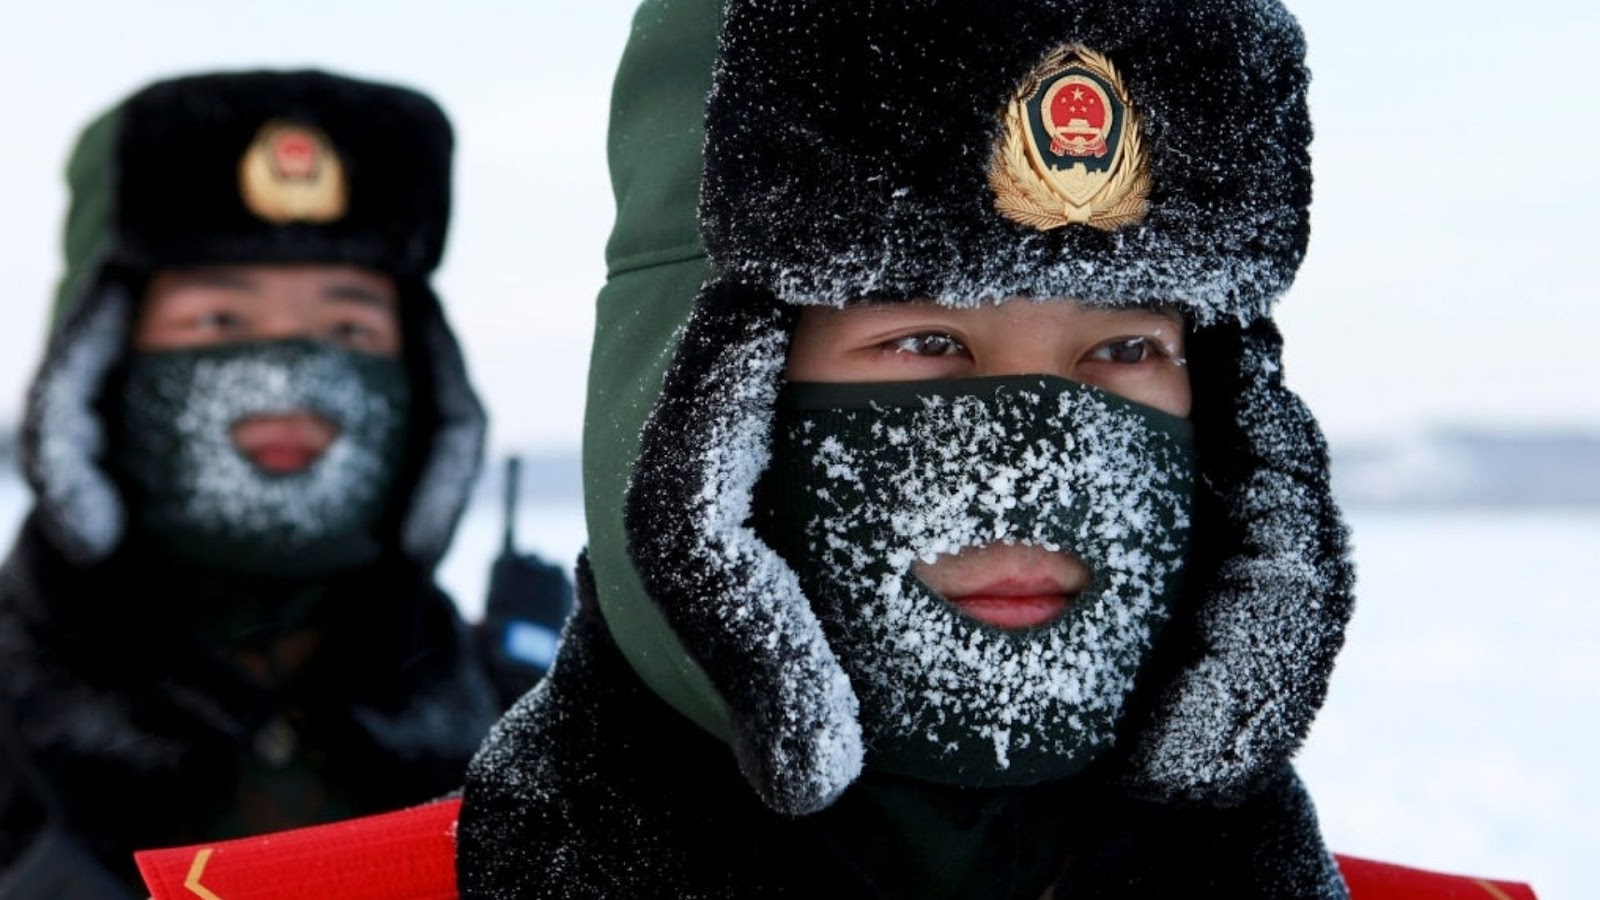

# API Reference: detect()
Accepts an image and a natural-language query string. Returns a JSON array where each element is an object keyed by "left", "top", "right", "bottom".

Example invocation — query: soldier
[
  {"left": 0, "top": 70, "right": 502, "bottom": 897},
  {"left": 452, "top": 0, "right": 1538, "bottom": 896},
  {"left": 132, "top": 1, "right": 1538, "bottom": 897}
]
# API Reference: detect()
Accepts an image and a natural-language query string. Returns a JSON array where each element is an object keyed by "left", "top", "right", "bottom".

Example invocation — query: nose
[
  {"left": 253, "top": 310, "right": 318, "bottom": 342},
  {"left": 970, "top": 305, "right": 1076, "bottom": 380},
  {"left": 975, "top": 345, "right": 1071, "bottom": 379}
]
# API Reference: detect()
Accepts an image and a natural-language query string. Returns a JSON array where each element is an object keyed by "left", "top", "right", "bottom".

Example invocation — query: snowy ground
[{"left": 0, "top": 477, "right": 1588, "bottom": 898}]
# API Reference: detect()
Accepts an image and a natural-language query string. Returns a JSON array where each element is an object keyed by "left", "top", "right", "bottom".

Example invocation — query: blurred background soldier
[{"left": 0, "top": 70, "right": 507, "bottom": 897}]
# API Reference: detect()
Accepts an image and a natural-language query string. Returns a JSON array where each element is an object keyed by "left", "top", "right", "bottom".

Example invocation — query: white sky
[{"left": 1, "top": 0, "right": 1596, "bottom": 454}]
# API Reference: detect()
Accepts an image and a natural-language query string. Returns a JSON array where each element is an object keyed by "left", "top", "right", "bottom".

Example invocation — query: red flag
[{"left": 136, "top": 798, "right": 461, "bottom": 900}]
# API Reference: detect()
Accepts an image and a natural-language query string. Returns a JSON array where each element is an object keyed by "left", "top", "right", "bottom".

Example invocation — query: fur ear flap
[
  {"left": 1124, "top": 320, "right": 1355, "bottom": 802},
  {"left": 21, "top": 286, "right": 131, "bottom": 564},
  {"left": 624, "top": 281, "right": 863, "bottom": 816},
  {"left": 400, "top": 294, "right": 486, "bottom": 568}
]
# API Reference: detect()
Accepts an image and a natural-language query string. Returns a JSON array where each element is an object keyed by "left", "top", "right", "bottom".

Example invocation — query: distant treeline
[
  {"left": 1331, "top": 429, "right": 1600, "bottom": 509},
  {"left": 0, "top": 427, "right": 1595, "bottom": 510}
]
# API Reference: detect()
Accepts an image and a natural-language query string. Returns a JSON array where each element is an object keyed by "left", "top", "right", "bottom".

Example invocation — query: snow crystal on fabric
[
  {"left": 773, "top": 378, "right": 1192, "bottom": 782},
  {"left": 625, "top": 295, "right": 863, "bottom": 816},
  {"left": 117, "top": 341, "right": 406, "bottom": 552},
  {"left": 24, "top": 287, "right": 131, "bottom": 563},
  {"left": 1126, "top": 328, "right": 1354, "bottom": 801},
  {"left": 701, "top": 0, "right": 1312, "bottom": 326},
  {"left": 685, "top": 326, "right": 864, "bottom": 810}
]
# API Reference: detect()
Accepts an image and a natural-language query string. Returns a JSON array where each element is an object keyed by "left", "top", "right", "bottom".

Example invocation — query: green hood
[
  {"left": 582, "top": 0, "right": 734, "bottom": 742},
  {"left": 54, "top": 108, "right": 119, "bottom": 329}
]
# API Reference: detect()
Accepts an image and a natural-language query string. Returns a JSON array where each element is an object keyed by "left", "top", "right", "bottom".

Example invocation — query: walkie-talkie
[{"left": 477, "top": 455, "right": 576, "bottom": 707}]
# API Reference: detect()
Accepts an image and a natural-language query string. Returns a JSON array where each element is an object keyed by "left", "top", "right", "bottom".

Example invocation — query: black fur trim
[
  {"left": 1122, "top": 320, "right": 1355, "bottom": 801},
  {"left": 623, "top": 281, "right": 863, "bottom": 816},
  {"left": 621, "top": 283, "right": 1354, "bottom": 812},
  {"left": 702, "top": 0, "right": 1312, "bottom": 324},
  {"left": 20, "top": 286, "right": 130, "bottom": 564},
  {"left": 105, "top": 70, "right": 451, "bottom": 279},
  {"left": 459, "top": 559, "right": 1349, "bottom": 898},
  {"left": 399, "top": 290, "right": 486, "bottom": 568}
]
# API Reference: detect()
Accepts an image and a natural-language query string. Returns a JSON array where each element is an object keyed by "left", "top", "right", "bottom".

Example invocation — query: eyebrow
[
  {"left": 320, "top": 283, "right": 397, "bottom": 308},
  {"left": 175, "top": 268, "right": 257, "bottom": 290}
]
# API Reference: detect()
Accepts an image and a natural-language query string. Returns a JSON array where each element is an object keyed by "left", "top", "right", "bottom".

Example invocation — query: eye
[
  {"left": 325, "top": 317, "right": 401, "bottom": 355},
  {"left": 885, "top": 332, "right": 968, "bottom": 358},
  {"left": 1087, "top": 336, "right": 1165, "bottom": 365},
  {"left": 193, "top": 310, "right": 246, "bottom": 334},
  {"left": 330, "top": 320, "right": 370, "bottom": 340},
  {"left": 328, "top": 320, "right": 378, "bottom": 348}
]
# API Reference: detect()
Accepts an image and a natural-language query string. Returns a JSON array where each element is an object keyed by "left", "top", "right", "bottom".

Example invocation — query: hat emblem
[
  {"left": 238, "top": 121, "right": 348, "bottom": 224},
  {"left": 989, "top": 46, "right": 1150, "bottom": 232}
]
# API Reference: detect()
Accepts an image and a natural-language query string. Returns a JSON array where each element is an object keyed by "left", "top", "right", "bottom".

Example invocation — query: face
[
  {"left": 785, "top": 298, "right": 1190, "bottom": 630},
  {"left": 787, "top": 297, "right": 1188, "bottom": 415},
  {"left": 133, "top": 263, "right": 403, "bottom": 474},
  {"left": 135, "top": 263, "right": 402, "bottom": 356}
]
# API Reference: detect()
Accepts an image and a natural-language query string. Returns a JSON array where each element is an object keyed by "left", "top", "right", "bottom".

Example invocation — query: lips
[
  {"left": 230, "top": 412, "right": 339, "bottom": 475},
  {"left": 946, "top": 578, "right": 1076, "bottom": 630}
]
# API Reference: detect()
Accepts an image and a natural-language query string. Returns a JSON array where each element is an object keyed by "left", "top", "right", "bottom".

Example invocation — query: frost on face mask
[
  {"left": 114, "top": 339, "right": 410, "bottom": 578},
  {"left": 764, "top": 376, "right": 1194, "bottom": 786}
]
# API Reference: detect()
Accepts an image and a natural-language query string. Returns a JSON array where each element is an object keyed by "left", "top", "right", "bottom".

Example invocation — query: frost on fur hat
[
  {"left": 56, "top": 69, "right": 452, "bottom": 323},
  {"left": 700, "top": 0, "right": 1312, "bottom": 323}
]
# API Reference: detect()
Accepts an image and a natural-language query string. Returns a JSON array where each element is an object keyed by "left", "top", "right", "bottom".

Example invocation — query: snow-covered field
[
  {"left": 1293, "top": 512, "right": 1596, "bottom": 900},
  {"left": 0, "top": 475, "right": 1588, "bottom": 898}
]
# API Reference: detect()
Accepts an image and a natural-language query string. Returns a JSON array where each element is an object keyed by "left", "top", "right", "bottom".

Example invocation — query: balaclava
[
  {"left": 112, "top": 338, "right": 411, "bottom": 579},
  {"left": 762, "top": 376, "right": 1195, "bottom": 787},
  {"left": 22, "top": 70, "right": 487, "bottom": 582},
  {"left": 450, "top": 0, "right": 1356, "bottom": 856}
]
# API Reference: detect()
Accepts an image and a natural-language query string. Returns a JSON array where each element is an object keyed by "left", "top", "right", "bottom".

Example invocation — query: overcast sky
[{"left": 1, "top": 0, "right": 1595, "bottom": 454}]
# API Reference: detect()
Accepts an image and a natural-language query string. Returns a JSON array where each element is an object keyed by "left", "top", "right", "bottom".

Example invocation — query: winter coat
[
  {"left": 128, "top": 581, "right": 1539, "bottom": 899},
  {"left": 134, "top": 789, "right": 1543, "bottom": 900},
  {"left": 0, "top": 519, "right": 496, "bottom": 898},
  {"left": 464, "top": 576, "right": 1348, "bottom": 898},
  {"left": 0, "top": 70, "right": 501, "bottom": 899}
]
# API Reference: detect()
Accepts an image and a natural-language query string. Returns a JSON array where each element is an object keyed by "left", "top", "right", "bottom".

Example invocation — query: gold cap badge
[
  {"left": 238, "top": 121, "right": 348, "bottom": 224},
  {"left": 990, "top": 46, "right": 1150, "bottom": 232}
]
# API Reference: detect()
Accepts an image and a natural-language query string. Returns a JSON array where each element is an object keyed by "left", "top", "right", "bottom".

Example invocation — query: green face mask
[
  {"left": 763, "top": 375, "right": 1194, "bottom": 787},
  {"left": 113, "top": 339, "right": 410, "bottom": 579}
]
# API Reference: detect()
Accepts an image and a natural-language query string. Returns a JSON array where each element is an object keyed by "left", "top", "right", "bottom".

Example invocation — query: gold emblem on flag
[
  {"left": 989, "top": 46, "right": 1150, "bottom": 232},
  {"left": 238, "top": 121, "right": 348, "bottom": 224}
]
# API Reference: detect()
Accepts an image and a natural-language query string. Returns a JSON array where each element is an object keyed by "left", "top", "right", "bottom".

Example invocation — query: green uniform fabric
[
  {"left": 54, "top": 108, "right": 119, "bottom": 326},
  {"left": 582, "top": 0, "right": 732, "bottom": 741}
]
